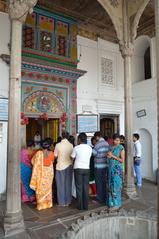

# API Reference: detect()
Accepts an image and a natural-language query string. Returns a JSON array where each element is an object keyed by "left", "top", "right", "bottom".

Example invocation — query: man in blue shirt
[{"left": 93, "top": 131, "right": 109, "bottom": 203}]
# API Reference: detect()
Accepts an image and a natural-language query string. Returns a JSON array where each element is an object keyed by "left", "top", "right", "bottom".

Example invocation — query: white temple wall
[
  {"left": 132, "top": 36, "right": 157, "bottom": 181},
  {"left": 77, "top": 35, "right": 158, "bottom": 181},
  {"left": 77, "top": 36, "right": 125, "bottom": 135}
]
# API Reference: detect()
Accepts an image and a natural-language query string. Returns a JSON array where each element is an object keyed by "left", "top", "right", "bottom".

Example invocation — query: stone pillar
[
  {"left": 4, "top": 0, "right": 37, "bottom": 236},
  {"left": 119, "top": 0, "right": 136, "bottom": 198},
  {"left": 120, "top": 44, "right": 136, "bottom": 198},
  {"left": 154, "top": 0, "right": 159, "bottom": 237}
]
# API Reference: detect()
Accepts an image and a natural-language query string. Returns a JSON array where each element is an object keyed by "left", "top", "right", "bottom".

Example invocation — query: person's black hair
[
  {"left": 53, "top": 142, "right": 57, "bottom": 147},
  {"left": 26, "top": 140, "right": 35, "bottom": 148},
  {"left": 91, "top": 136, "right": 96, "bottom": 144},
  {"left": 41, "top": 139, "right": 51, "bottom": 150},
  {"left": 68, "top": 135, "right": 75, "bottom": 147},
  {"left": 62, "top": 131, "right": 69, "bottom": 140},
  {"left": 120, "top": 135, "right": 125, "bottom": 140},
  {"left": 94, "top": 131, "right": 102, "bottom": 138},
  {"left": 35, "top": 131, "right": 40, "bottom": 134},
  {"left": 113, "top": 133, "right": 120, "bottom": 140},
  {"left": 78, "top": 132, "right": 87, "bottom": 144},
  {"left": 45, "top": 137, "right": 53, "bottom": 145},
  {"left": 133, "top": 133, "right": 140, "bottom": 140},
  {"left": 104, "top": 136, "right": 108, "bottom": 141},
  {"left": 57, "top": 136, "right": 62, "bottom": 143}
]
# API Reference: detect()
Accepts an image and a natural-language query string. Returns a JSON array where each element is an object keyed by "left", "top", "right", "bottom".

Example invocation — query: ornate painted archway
[{"left": 23, "top": 90, "right": 65, "bottom": 118}]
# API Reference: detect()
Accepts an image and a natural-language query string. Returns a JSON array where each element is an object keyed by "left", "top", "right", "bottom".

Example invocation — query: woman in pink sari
[{"left": 21, "top": 140, "right": 36, "bottom": 203}]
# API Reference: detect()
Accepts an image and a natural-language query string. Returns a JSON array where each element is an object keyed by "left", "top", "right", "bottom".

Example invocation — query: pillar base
[
  {"left": 124, "top": 181, "right": 137, "bottom": 199},
  {"left": 3, "top": 211, "right": 25, "bottom": 236}
]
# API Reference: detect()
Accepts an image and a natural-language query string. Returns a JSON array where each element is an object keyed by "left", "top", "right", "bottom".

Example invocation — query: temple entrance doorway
[
  {"left": 26, "top": 118, "right": 59, "bottom": 144},
  {"left": 100, "top": 114, "right": 119, "bottom": 138}
]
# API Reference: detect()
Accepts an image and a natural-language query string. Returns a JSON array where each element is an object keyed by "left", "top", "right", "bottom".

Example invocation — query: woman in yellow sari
[{"left": 30, "top": 139, "right": 54, "bottom": 210}]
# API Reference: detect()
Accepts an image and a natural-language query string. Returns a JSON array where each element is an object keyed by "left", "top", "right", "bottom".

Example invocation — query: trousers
[
  {"left": 134, "top": 164, "right": 142, "bottom": 187},
  {"left": 74, "top": 169, "right": 89, "bottom": 210},
  {"left": 94, "top": 167, "right": 107, "bottom": 203}
]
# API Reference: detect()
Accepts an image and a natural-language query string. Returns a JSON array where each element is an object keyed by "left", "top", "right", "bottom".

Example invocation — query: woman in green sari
[{"left": 107, "top": 134, "right": 125, "bottom": 210}]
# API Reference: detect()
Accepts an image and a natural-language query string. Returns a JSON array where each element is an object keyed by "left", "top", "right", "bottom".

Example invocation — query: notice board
[
  {"left": 0, "top": 98, "right": 8, "bottom": 121},
  {"left": 77, "top": 114, "right": 98, "bottom": 133}
]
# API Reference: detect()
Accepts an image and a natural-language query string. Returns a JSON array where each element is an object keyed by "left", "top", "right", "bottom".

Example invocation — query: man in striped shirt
[{"left": 93, "top": 131, "right": 110, "bottom": 203}]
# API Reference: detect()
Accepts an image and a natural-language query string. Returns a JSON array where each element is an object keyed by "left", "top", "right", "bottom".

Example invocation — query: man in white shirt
[
  {"left": 54, "top": 131, "right": 73, "bottom": 206},
  {"left": 133, "top": 133, "right": 142, "bottom": 188},
  {"left": 71, "top": 133, "right": 92, "bottom": 210},
  {"left": 34, "top": 131, "right": 41, "bottom": 149}
]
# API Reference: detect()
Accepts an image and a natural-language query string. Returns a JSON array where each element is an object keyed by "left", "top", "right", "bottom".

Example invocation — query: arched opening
[
  {"left": 144, "top": 46, "right": 151, "bottom": 80},
  {"left": 134, "top": 1, "right": 154, "bottom": 82},
  {"left": 133, "top": 36, "right": 152, "bottom": 82},
  {"left": 138, "top": 128, "right": 153, "bottom": 181}
]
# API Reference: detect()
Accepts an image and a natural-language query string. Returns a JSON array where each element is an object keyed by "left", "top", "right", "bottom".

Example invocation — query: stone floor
[{"left": 0, "top": 181, "right": 157, "bottom": 239}]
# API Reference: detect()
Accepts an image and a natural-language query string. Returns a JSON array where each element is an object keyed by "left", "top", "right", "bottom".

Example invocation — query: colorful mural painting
[
  {"left": 23, "top": 91, "right": 65, "bottom": 115},
  {"left": 21, "top": 60, "right": 85, "bottom": 134},
  {"left": 22, "top": 7, "right": 78, "bottom": 67},
  {"left": 21, "top": 7, "right": 85, "bottom": 137}
]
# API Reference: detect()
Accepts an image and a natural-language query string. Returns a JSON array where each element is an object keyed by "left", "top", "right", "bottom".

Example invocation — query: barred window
[{"left": 101, "top": 57, "right": 113, "bottom": 86}]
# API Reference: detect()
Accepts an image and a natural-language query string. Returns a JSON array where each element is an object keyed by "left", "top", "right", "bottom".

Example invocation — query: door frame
[
  {"left": 99, "top": 114, "right": 120, "bottom": 135},
  {"left": 21, "top": 116, "right": 61, "bottom": 146}
]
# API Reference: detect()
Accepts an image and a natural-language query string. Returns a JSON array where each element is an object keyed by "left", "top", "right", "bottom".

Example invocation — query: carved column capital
[
  {"left": 9, "top": 0, "right": 38, "bottom": 23},
  {"left": 119, "top": 42, "right": 134, "bottom": 58},
  {"left": 108, "top": 0, "right": 119, "bottom": 8}
]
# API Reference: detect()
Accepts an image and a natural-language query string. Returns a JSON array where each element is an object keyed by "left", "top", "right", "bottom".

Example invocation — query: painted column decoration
[
  {"left": 60, "top": 112, "right": 67, "bottom": 131},
  {"left": 4, "top": 0, "right": 37, "bottom": 236},
  {"left": 21, "top": 112, "right": 29, "bottom": 125}
]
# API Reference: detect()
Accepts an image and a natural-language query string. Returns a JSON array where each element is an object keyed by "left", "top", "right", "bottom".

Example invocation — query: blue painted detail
[
  {"left": 34, "top": 7, "right": 78, "bottom": 24},
  {"left": 22, "top": 63, "right": 83, "bottom": 79}
]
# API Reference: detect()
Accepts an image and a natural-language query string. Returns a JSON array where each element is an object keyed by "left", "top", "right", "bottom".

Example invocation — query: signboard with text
[
  {"left": 0, "top": 98, "right": 8, "bottom": 121},
  {"left": 77, "top": 114, "right": 98, "bottom": 133}
]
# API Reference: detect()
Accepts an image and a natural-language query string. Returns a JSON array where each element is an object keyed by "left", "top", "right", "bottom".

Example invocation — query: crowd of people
[{"left": 20, "top": 130, "right": 142, "bottom": 212}]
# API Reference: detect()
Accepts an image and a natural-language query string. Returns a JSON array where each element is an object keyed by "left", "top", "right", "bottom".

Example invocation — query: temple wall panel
[
  {"left": 77, "top": 36, "right": 125, "bottom": 135},
  {"left": 23, "top": 7, "right": 78, "bottom": 67},
  {"left": 21, "top": 70, "right": 77, "bottom": 134},
  {"left": 132, "top": 36, "right": 158, "bottom": 181}
]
